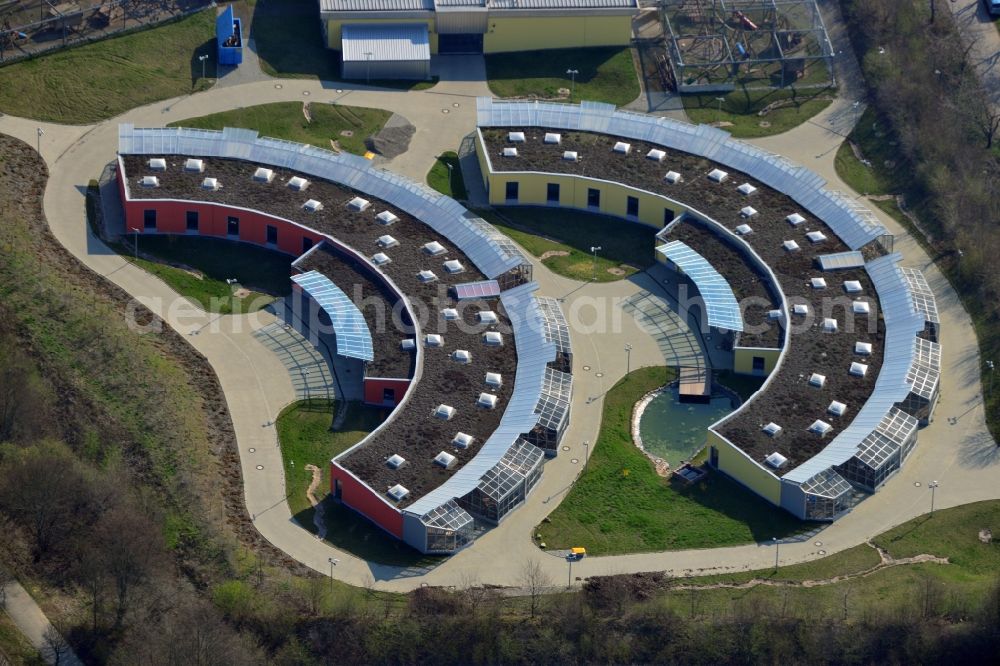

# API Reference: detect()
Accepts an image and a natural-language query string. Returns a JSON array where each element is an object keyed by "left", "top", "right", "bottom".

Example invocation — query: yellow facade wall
[
  {"left": 733, "top": 347, "right": 781, "bottom": 376},
  {"left": 707, "top": 430, "right": 781, "bottom": 505},
  {"left": 325, "top": 19, "right": 439, "bottom": 54},
  {"left": 483, "top": 15, "right": 632, "bottom": 53}
]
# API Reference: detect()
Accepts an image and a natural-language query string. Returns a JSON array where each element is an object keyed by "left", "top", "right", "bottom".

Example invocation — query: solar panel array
[
  {"left": 291, "top": 271, "right": 374, "bottom": 361},
  {"left": 816, "top": 251, "right": 866, "bottom": 271},
  {"left": 657, "top": 240, "right": 744, "bottom": 332},
  {"left": 901, "top": 267, "right": 940, "bottom": 325},
  {"left": 118, "top": 125, "right": 527, "bottom": 280},
  {"left": 453, "top": 279, "right": 501, "bottom": 299},
  {"left": 476, "top": 98, "right": 886, "bottom": 250}
]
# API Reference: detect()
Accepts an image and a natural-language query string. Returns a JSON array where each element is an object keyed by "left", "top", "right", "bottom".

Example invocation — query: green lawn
[
  {"left": 477, "top": 207, "right": 657, "bottom": 282},
  {"left": 682, "top": 86, "right": 835, "bottom": 138},
  {"left": 170, "top": 101, "right": 392, "bottom": 155},
  {"left": 427, "top": 152, "right": 468, "bottom": 200},
  {"left": 0, "top": 612, "right": 45, "bottom": 666},
  {"left": 833, "top": 106, "right": 904, "bottom": 196},
  {"left": 540, "top": 367, "right": 806, "bottom": 555},
  {"left": 120, "top": 235, "right": 293, "bottom": 314},
  {"left": 0, "top": 9, "right": 215, "bottom": 123},
  {"left": 683, "top": 542, "right": 883, "bottom": 586},
  {"left": 486, "top": 47, "right": 640, "bottom": 106}
]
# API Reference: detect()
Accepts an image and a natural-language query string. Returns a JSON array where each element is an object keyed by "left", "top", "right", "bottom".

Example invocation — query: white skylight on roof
[
  {"left": 483, "top": 331, "right": 503, "bottom": 346},
  {"left": 544, "top": 132, "right": 561, "bottom": 144},
  {"left": 852, "top": 300, "right": 871, "bottom": 314},
  {"left": 613, "top": 141, "right": 631, "bottom": 154},
  {"left": 348, "top": 196, "right": 371, "bottom": 211},
  {"left": 809, "top": 373, "right": 827, "bottom": 388},
  {"left": 442, "top": 308, "right": 459, "bottom": 320},
  {"left": 768, "top": 309, "right": 783, "bottom": 320},
  {"left": 147, "top": 158, "right": 166, "bottom": 171},
  {"left": 811, "top": 277, "right": 827, "bottom": 289},
  {"left": 793, "top": 304, "right": 809, "bottom": 315},
  {"left": 809, "top": 420, "right": 833, "bottom": 436},
  {"left": 424, "top": 333, "right": 444, "bottom": 347},
  {"left": 562, "top": 151, "right": 579, "bottom": 161},
  {"left": 735, "top": 224, "right": 753, "bottom": 235},
  {"left": 828, "top": 401, "right": 847, "bottom": 417},
  {"left": 664, "top": 170, "right": 682, "bottom": 184},
  {"left": 184, "top": 158, "right": 204, "bottom": 173},
  {"left": 387, "top": 454, "right": 406, "bottom": 469},
  {"left": 822, "top": 318, "right": 838, "bottom": 333},
  {"left": 508, "top": 131, "right": 525, "bottom": 142},
  {"left": 855, "top": 341, "right": 873, "bottom": 355},
  {"left": 443, "top": 259, "right": 465, "bottom": 274},
  {"left": 502, "top": 147, "right": 518, "bottom": 157},
  {"left": 485, "top": 372, "right": 502, "bottom": 388},
  {"left": 806, "top": 231, "right": 827, "bottom": 243},
  {"left": 478, "top": 311, "right": 498, "bottom": 324},
  {"left": 740, "top": 206, "right": 758, "bottom": 218},
  {"left": 434, "top": 451, "right": 457, "bottom": 468},
  {"left": 434, "top": 404, "right": 456, "bottom": 420},
  {"left": 377, "top": 234, "right": 398, "bottom": 248},
  {"left": 765, "top": 452, "right": 788, "bottom": 469},
  {"left": 423, "top": 241, "right": 446, "bottom": 256},
  {"left": 452, "top": 349, "right": 472, "bottom": 364},
  {"left": 287, "top": 176, "right": 309, "bottom": 191},
  {"left": 202, "top": 177, "right": 220, "bottom": 190},
  {"left": 303, "top": 198, "right": 323, "bottom": 211},
  {"left": 387, "top": 484, "right": 409, "bottom": 501},
  {"left": 372, "top": 252, "right": 391, "bottom": 266},
  {"left": 762, "top": 423, "right": 782, "bottom": 437},
  {"left": 708, "top": 168, "right": 728, "bottom": 182},
  {"left": 140, "top": 176, "right": 159, "bottom": 188},
  {"left": 253, "top": 167, "right": 274, "bottom": 183},
  {"left": 783, "top": 240, "right": 800, "bottom": 252},
  {"left": 843, "top": 280, "right": 863, "bottom": 293},
  {"left": 452, "top": 432, "right": 473, "bottom": 449},
  {"left": 400, "top": 338, "right": 416, "bottom": 350},
  {"left": 647, "top": 149, "right": 666, "bottom": 162},
  {"left": 376, "top": 210, "right": 398, "bottom": 225},
  {"left": 850, "top": 362, "right": 869, "bottom": 377},
  {"left": 477, "top": 393, "right": 498, "bottom": 409},
  {"left": 737, "top": 183, "right": 757, "bottom": 195},
  {"left": 787, "top": 213, "right": 806, "bottom": 226},
  {"left": 417, "top": 270, "right": 438, "bottom": 283}
]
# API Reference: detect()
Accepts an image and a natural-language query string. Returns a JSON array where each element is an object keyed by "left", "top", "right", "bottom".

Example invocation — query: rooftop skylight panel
[
  {"left": 387, "top": 484, "right": 409, "bottom": 501},
  {"left": 843, "top": 280, "right": 863, "bottom": 293},
  {"left": 783, "top": 240, "right": 800, "bottom": 252},
  {"left": 253, "top": 167, "right": 274, "bottom": 183},
  {"left": 376, "top": 210, "right": 398, "bottom": 225},
  {"left": 400, "top": 338, "right": 416, "bottom": 350},
  {"left": 708, "top": 168, "right": 728, "bottom": 182},
  {"left": 483, "top": 331, "right": 504, "bottom": 346},
  {"left": 387, "top": 454, "right": 406, "bottom": 469},
  {"left": 664, "top": 170, "right": 682, "bottom": 184},
  {"left": 809, "top": 373, "right": 826, "bottom": 388},
  {"left": 442, "top": 308, "right": 459, "bottom": 320},
  {"left": 740, "top": 206, "right": 758, "bottom": 218},
  {"left": 828, "top": 401, "right": 847, "bottom": 417},
  {"left": 443, "top": 259, "right": 465, "bottom": 274},
  {"left": 737, "top": 183, "right": 757, "bottom": 195},
  {"left": 768, "top": 309, "right": 783, "bottom": 320},
  {"left": 735, "top": 224, "right": 753, "bottom": 235},
  {"left": 562, "top": 151, "right": 579, "bottom": 161},
  {"left": 433, "top": 404, "right": 456, "bottom": 420},
  {"left": 544, "top": 132, "right": 561, "bottom": 144},
  {"left": 424, "top": 333, "right": 444, "bottom": 347},
  {"left": 434, "top": 450, "right": 457, "bottom": 468},
  {"left": 423, "top": 241, "right": 446, "bottom": 256},
  {"left": 140, "top": 176, "right": 159, "bottom": 188},
  {"left": 485, "top": 371, "right": 502, "bottom": 388},
  {"left": 417, "top": 269, "right": 438, "bottom": 283},
  {"left": 478, "top": 310, "right": 498, "bottom": 324},
  {"left": 371, "top": 252, "right": 391, "bottom": 266},
  {"left": 762, "top": 422, "right": 782, "bottom": 437},
  {"left": 855, "top": 341, "right": 873, "bottom": 355},
  {"left": 502, "top": 147, "right": 518, "bottom": 157},
  {"left": 852, "top": 300, "right": 871, "bottom": 314},
  {"left": 850, "top": 362, "right": 869, "bottom": 377},
  {"left": 613, "top": 141, "right": 631, "bottom": 154},
  {"left": 808, "top": 420, "right": 833, "bottom": 436},
  {"left": 806, "top": 231, "right": 827, "bottom": 243},
  {"left": 765, "top": 451, "right": 788, "bottom": 468},
  {"left": 822, "top": 318, "right": 838, "bottom": 333},
  {"left": 452, "top": 349, "right": 472, "bottom": 364},
  {"left": 184, "top": 158, "right": 205, "bottom": 173},
  {"left": 646, "top": 148, "right": 666, "bottom": 162},
  {"left": 303, "top": 198, "right": 323, "bottom": 211},
  {"left": 347, "top": 196, "right": 371, "bottom": 211},
  {"left": 508, "top": 131, "right": 525, "bottom": 142},
  {"left": 377, "top": 234, "right": 398, "bottom": 248},
  {"left": 452, "top": 432, "right": 473, "bottom": 449},
  {"left": 287, "top": 176, "right": 309, "bottom": 191},
  {"left": 811, "top": 277, "right": 827, "bottom": 289},
  {"left": 202, "top": 177, "right": 220, "bottom": 190},
  {"left": 787, "top": 213, "right": 806, "bottom": 226},
  {"left": 147, "top": 158, "right": 166, "bottom": 171},
  {"left": 793, "top": 304, "right": 809, "bottom": 316},
  {"left": 477, "top": 393, "right": 499, "bottom": 409}
]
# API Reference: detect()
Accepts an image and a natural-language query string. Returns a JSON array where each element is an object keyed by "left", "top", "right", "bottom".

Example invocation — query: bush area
[
  {"left": 486, "top": 47, "right": 640, "bottom": 107},
  {"left": 682, "top": 86, "right": 835, "bottom": 138},
  {"left": 0, "top": 9, "right": 215, "bottom": 123},
  {"left": 426, "top": 152, "right": 468, "bottom": 200},
  {"left": 838, "top": 0, "right": 1000, "bottom": 439},
  {"left": 478, "top": 207, "right": 657, "bottom": 282},
  {"left": 169, "top": 101, "right": 393, "bottom": 155},
  {"left": 540, "top": 367, "right": 805, "bottom": 554}
]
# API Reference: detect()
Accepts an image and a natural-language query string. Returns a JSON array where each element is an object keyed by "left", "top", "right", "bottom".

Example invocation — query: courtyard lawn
[
  {"left": 477, "top": 207, "right": 657, "bottom": 282},
  {"left": 486, "top": 47, "right": 640, "bottom": 107},
  {"left": 834, "top": 106, "right": 905, "bottom": 196},
  {"left": 682, "top": 86, "right": 835, "bottom": 138},
  {"left": 120, "top": 235, "right": 292, "bottom": 314},
  {"left": 170, "top": 101, "right": 393, "bottom": 155},
  {"left": 426, "top": 152, "right": 468, "bottom": 200},
  {"left": 539, "top": 367, "right": 806, "bottom": 555},
  {"left": 0, "top": 9, "right": 215, "bottom": 123}
]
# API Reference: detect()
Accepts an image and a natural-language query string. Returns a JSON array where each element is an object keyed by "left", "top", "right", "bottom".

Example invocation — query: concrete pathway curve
[{"left": 2, "top": 581, "right": 82, "bottom": 666}]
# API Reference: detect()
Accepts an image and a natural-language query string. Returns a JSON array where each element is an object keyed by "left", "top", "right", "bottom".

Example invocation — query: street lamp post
[
  {"left": 929, "top": 480, "right": 939, "bottom": 515},
  {"left": 36, "top": 127, "right": 43, "bottom": 155},
  {"left": 715, "top": 96, "right": 725, "bottom": 120},
  {"left": 446, "top": 161, "right": 454, "bottom": 195},
  {"left": 566, "top": 69, "right": 579, "bottom": 99},
  {"left": 132, "top": 227, "right": 139, "bottom": 259},
  {"left": 198, "top": 54, "right": 208, "bottom": 81},
  {"left": 583, "top": 440, "right": 590, "bottom": 472},
  {"left": 567, "top": 555, "right": 574, "bottom": 588},
  {"left": 772, "top": 537, "right": 779, "bottom": 571},
  {"left": 625, "top": 344, "right": 633, "bottom": 376},
  {"left": 987, "top": 360, "right": 994, "bottom": 400},
  {"left": 328, "top": 557, "right": 339, "bottom": 592},
  {"left": 365, "top": 52, "right": 373, "bottom": 85},
  {"left": 590, "top": 245, "right": 602, "bottom": 281}
]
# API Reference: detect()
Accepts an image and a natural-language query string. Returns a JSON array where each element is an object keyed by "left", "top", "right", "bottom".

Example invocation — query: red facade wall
[
  {"left": 330, "top": 462, "right": 403, "bottom": 537},
  {"left": 363, "top": 377, "right": 411, "bottom": 408}
]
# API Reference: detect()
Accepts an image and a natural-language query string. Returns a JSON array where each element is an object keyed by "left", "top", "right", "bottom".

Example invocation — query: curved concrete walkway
[
  {"left": 2, "top": 580, "right": 82, "bottom": 666},
  {"left": 1, "top": 44, "right": 997, "bottom": 591}
]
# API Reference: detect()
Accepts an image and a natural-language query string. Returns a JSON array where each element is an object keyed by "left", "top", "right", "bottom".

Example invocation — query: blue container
[{"left": 216, "top": 5, "right": 243, "bottom": 66}]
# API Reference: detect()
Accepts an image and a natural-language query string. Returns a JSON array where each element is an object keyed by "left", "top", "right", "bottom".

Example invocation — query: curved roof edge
[{"left": 657, "top": 240, "right": 744, "bottom": 332}]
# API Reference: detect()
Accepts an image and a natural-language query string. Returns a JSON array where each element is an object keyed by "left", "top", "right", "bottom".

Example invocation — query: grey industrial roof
[
  {"left": 657, "top": 240, "right": 744, "bottom": 332},
  {"left": 323, "top": 0, "right": 633, "bottom": 8},
  {"left": 342, "top": 23, "right": 430, "bottom": 63},
  {"left": 291, "top": 271, "right": 374, "bottom": 361},
  {"left": 321, "top": 0, "right": 433, "bottom": 11},
  {"left": 489, "top": 0, "right": 636, "bottom": 7}
]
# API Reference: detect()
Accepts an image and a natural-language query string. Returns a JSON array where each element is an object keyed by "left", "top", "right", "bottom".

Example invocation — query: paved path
[
  {"left": 1, "top": 23, "right": 997, "bottom": 591},
  {"left": 2, "top": 581, "right": 82, "bottom": 666},
  {"left": 946, "top": 0, "right": 1000, "bottom": 111}
]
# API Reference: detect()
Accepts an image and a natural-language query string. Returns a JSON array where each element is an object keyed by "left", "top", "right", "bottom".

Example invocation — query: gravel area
[
  {"left": 124, "top": 155, "right": 520, "bottom": 507},
  {"left": 483, "top": 128, "right": 889, "bottom": 472}
]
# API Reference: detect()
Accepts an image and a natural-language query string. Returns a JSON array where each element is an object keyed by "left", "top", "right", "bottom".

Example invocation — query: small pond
[{"left": 638, "top": 389, "right": 735, "bottom": 469}]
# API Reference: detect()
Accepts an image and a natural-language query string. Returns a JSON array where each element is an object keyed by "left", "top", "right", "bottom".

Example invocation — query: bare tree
[
  {"left": 42, "top": 626, "right": 70, "bottom": 666},
  {"left": 0, "top": 565, "right": 10, "bottom": 608},
  {"left": 93, "top": 504, "right": 163, "bottom": 629},
  {"left": 519, "top": 559, "right": 552, "bottom": 618}
]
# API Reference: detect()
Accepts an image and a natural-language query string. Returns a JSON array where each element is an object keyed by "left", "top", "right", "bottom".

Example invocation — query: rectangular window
[
  {"left": 382, "top": 388, "right": 396, "bottom": 404},
  {"left": 266, "top": 225, "right": 278, "bottom": 245},
  {"left": 664, "top": 208, "right": 676, "bottom": 226},
  {"left": 752, "top": 356, "right": 766, "bottom": 372},
  {"left": 626, "top": 196, "right": 639, "bottom": 218},
  {"left": 505, "top": 181, "right": 519, "bottom": 201},
  {"left": 185, "top": 211, "right": 199, "bottom": 232},
  {"left": 546, "top": 183, "right": 560, "bottom": 203},
  {"left": 302, "top": 237, "right": 314, "bottom": 253},
  {"left": 142, "top": 209, "right": 156, "bottom": 230},
  {"left": 587, "top": 188, "right": 600, "bottom": 208},
  {"left": 227, "top": 216, "right": 239, "bottom": 236}
]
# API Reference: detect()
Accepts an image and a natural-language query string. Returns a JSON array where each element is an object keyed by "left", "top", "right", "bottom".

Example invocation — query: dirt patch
[
  {"left": 302, "top": 101, "right": 312, "bottom": 124},
  {"left": 539, "top": 249, "right": 569, "bottom": 261},
  {"left": 607, "top": 266, "right": 627, "bottom": 276}
]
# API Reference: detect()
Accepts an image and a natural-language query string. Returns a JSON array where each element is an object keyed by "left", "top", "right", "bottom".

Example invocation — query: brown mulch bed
[{"left": 483, "top": 128, "right": 888, "bottom": 472}]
